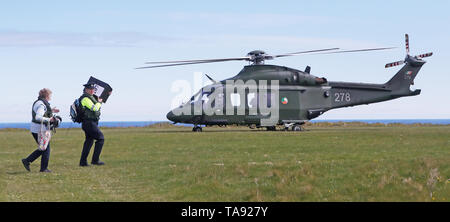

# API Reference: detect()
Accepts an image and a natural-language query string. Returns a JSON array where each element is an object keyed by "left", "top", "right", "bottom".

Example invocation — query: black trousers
[
  {"left": 25, "top": 133, "right": 50, "bottom": 171},
  {"left": 80, "top": 120, "right": 104, "bottom": 164}
]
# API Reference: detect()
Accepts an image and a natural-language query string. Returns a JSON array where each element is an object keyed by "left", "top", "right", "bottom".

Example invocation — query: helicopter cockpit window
[
  {"left": 190, "top": 88, "right": 215, "bottom": 104},
  {"left": 201, "top": 93, "right": 210, "bottom": 103},
  {"left": 190, "top": 92, "right": 202, "bottom": 104},
  {"left": 212, "top": 92, "right": 224, "bottom": 109}
]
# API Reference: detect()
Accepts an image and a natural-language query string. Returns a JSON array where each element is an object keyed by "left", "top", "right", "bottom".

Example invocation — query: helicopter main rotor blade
[
  {"left": 137, "top": 47, "right": 394, "bottom": 69},
  {"left": 136, "top": 59, "right": 244, "bottom": 69},
  {"left": 273, "top": 48, "right": 340, "bottom": 58},
  {"left": 319, "top": 47, "right": 396, "bottom": 54},
  {"left": 144, "top": 57, "right": 251, "bottom": 64}
]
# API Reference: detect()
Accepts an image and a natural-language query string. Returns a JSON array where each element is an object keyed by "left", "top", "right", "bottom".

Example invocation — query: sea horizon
[{"left": 1, "top": 119, "right": 450, "bottom": 129}]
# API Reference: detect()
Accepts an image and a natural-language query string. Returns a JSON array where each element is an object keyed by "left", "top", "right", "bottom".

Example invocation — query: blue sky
[{"left": 1, "top": 0, "right": 449, "bottom": 122}]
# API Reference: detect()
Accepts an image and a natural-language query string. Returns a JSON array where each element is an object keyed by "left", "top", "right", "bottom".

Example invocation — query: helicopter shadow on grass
[
  {"left": 6, "top": 171, "right": 28, "bottom": 175},
  {"left": 5, "top": 166, "right": 29, "bottom": 175},
  {"left": 145, "top": 128, "right": 310, "bottom": 133}
]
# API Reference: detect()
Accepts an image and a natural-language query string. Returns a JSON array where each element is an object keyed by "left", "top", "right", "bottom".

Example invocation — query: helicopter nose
[{"left": 166, "top": 111, "right": 178, "bottom": 122}]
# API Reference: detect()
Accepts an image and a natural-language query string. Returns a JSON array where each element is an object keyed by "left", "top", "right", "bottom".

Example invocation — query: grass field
[{"left": 1, "top": 123, "right": 449, "bottom": 202}]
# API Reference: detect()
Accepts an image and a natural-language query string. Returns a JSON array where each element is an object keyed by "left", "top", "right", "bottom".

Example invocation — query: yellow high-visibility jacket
[{"left": 80, "top": 93, "right": 101, "bottom": 121}]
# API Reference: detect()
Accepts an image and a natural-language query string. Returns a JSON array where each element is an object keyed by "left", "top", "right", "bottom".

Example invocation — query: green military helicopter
[{"left": 138, "top": 34, "right": 432, "bottom": 132}]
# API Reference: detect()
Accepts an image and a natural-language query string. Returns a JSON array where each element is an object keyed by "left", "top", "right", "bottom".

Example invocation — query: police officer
[
  {"left": 22, "top": 88, "right": 59, "bottom": 173},
  {"left": 79, "top": 83, "right": 105, "bottom": 166}
]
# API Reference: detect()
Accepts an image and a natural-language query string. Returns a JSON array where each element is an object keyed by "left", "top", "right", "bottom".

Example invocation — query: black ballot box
[{"left": 87, "top": 76, "right": 113, "bottom": 103}]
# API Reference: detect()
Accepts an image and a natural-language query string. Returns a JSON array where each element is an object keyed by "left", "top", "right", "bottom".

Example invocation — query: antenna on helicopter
[{"left": 205, "top": 74, "right": 219, "bottom": 84}]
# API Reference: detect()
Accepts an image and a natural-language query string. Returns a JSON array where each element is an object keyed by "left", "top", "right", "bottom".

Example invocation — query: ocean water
[
  {"left": 310, "top": 119, "right": 450, "bottom": 125},
  {"left": 0, "top": 121, "right": 163, "bottom": 129},
  {"left": 0, "top": 119, "right": 449, "bottom": 129}
]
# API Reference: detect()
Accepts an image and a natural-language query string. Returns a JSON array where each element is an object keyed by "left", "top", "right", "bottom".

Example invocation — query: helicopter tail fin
[
  {"left": 384, "top": 56, "right": 425, "bottom": 96},
  {"left": 384, "top": 34, "right": 432, "bottom": 96}
]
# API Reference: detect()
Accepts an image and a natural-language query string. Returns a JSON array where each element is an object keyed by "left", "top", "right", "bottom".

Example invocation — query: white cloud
[
  {"left": 165, "top": 12, "right": 333, "bottom": 27},
  {"left": 0, "top": 31, "right": 175, "bottom": 47},
  {"left": 173, "top": 34, "right": 391, "bottom": 53}
]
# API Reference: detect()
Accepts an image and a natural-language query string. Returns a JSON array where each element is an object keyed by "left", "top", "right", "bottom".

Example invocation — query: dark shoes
[
  {"left": 91, "top": 161, "right": 105, "bottom": 166},
  {"left": 81, "top": 160, "right": 105, "bottom": 166},
  {"left": 22, "top": 159, "right": 30, "bottom": 172},
  {"left": 80, "top": 161, "right": 104, "bottom": 167},
  {"left": 80, "top": 161, "right": 105, "bottom": 166},
  {"left": 22, "top": 159, "right": 51, "bottom": 172}
]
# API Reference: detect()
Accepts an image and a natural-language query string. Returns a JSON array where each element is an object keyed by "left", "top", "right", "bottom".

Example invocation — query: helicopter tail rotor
[
  {"left": 385, "top": 60, "right": 405, "bottom": 68},
  {"left": 405, "top": 34, "right": 410, "bottom": 55},
  {"left": 385, "top": 34, "right": 433, "bottom": 68},
  {"left": 416, "top": 52, "right": 433, "bottom": 59}
]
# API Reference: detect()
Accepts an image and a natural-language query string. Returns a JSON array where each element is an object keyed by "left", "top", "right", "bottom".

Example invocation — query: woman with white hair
[{"left": 21, "top": 88, "right": 59, "bottom": 173}]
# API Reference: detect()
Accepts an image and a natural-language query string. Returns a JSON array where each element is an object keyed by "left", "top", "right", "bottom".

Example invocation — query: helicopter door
[
  {"left": 202, "top": 90, "right": 226, "bottom": 125},
  {"left": 279, "top": 90, "right": 301, "bottom": 121},
  {"left": 244, "top": 91, "right": 274, "bottom": 125},
  {"left": 229, "top": 92, "right": 245, "bottom": 124},
  {"left": 189, "top": 90, "right": 207, "bottom": 124},
  {"left": 244, "top": 92, "right": 260, "bottom": 124}
]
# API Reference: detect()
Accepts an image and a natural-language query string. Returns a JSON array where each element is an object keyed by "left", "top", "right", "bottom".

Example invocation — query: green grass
[{"left": 1, "top": 124, "right": 449, "bottom": 202}]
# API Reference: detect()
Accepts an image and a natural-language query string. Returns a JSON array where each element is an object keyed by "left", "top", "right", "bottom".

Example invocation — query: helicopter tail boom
[
  {"left": 327, "top": 34, "right": 431, "bottom": 110},
  {"left": 328, "top": 55, "right": 426, "bottom": 110}
]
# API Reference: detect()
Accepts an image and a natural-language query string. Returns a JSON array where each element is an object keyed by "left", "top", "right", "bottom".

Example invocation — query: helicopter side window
[
  {"left": 260, "top": 92, "right": 272, "bottom": 108},
  {"left": 294, "top": 72, "right": 299, "bottom": 83},
  {"left": 230, "top": 93, "right": 241, "bottom": 107},
  {"left": 229, "top": 93, "right": 271, "bottom": 108},
  {"left": 245, "top": 92, "right": 270, "bottom": 108},
  {"left": 247, "top": 93, "right": 257, "bottom": 108},
  {"left": 267, "top": 93, "right": 272, "bottom": 107}
]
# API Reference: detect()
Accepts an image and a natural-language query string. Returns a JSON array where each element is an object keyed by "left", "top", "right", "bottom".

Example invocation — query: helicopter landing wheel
[
  {"left": 266, "top": 126, "right": 276, "bottom": 131},
  {"left": 192, "top": 126, "right": 202, "bottom": 132},
  {"left": 292, "top": 124, "right": 303, "bottom": 132},
  {"left": 283, "top": 123, "right": 294, "bottom": 131}
]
